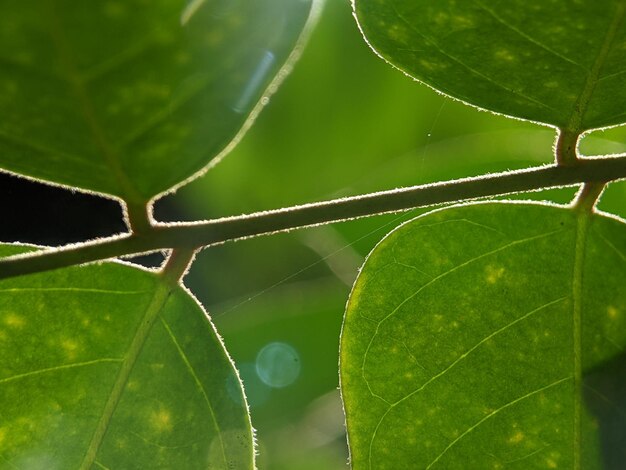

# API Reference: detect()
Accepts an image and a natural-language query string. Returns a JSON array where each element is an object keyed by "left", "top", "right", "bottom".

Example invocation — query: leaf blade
[
  {"left": 0, "top": 249, "right": 253, "bottom": 469},
  {"left": 354, "top": 0, "right": 626, "bottom": 130},
  {"left": 0, "top": 0, "right": 322, "bottom": 201},
  {"left": 340, "top": 203, "right": 626, "bottom": 469}
]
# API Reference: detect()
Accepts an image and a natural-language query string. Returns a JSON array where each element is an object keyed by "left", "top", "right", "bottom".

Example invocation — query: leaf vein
[
  {"left": 373, "top": 228, "right": 562, "bottom": 331},
  {"left": 473, "top": 0, "right": 586, "bottom": 70},
  {"left": 598, "top": 68, "right": 626, "bottom": 82},
  {"left": 584, "top": 383, "right": 626, "bottom": 419},
  {"left": 0, "top": 287, "right": 147, "bottom": 295},
  {"left": 46, "top": 1, "right": 141, "bottom": 201},
  {"left": 361, "top": 229, "right": 564, "bottom": 398},
  {"left": 80, "top": 33, "right": 162, "bottom": 84},
  {"left": 78, "top": 280, "right": 173, "bottom": 469},
  {"left": 594, "top": 228, "right": 626, "bottom": 261},
  {"left": 364, "top": 297, "right": 567, "bottom": 468},
  {"left": 0, "top": 453, "right": 21, "bottom": 470},
  {"left": 389, "top": 0, "right": 560, "bottom": 114},
  {"left": 120, "top": 74, "right": 214, "bottom": 147},
  {"left": 0, "top": 358, "right": 123, "bottom": 385},
  {"left": 0, "top": 129, "right": 107, "bottom": 171},
  {"left": 424, "top": 376, "right": 571, "bottom": 469},
  {"left": 130, "top": 430, "right": 199, "bottom": 450},
  {"left": 0, "top": 54, "right": 65, "bottom": 82},
  {"left": 160, "top": 317, "right": 228, "bottom": 466},
  {"left": 391, "top": 296, "right": 567, "bottom": 407}
]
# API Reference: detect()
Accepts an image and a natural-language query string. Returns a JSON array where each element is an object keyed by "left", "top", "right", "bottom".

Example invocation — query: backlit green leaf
[
  {"left": 0, "top": 0, "right": 321, "bottom": 202},
  {"left": 354, "top": 0, "right": 626, "bottom": 131},
  {"left": 341, "top": 203, "right": 626, "bottom": 469},
  {"left": 0, "top": 246, "right": 253, "bottom": 469}
]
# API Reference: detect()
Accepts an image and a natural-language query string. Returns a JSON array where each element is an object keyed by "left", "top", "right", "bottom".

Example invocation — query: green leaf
[
  {"left": 0, "top": 0, "right": 321, "bottom": 202},
  {"left": 0, "top": 246, "right": 253, "bottom": 469},
  {"left": 354, "top": 0, "right": 626, "bottom": 131},
  {"left": 340, "top": 203, "right": 626, "bottom": 469}
]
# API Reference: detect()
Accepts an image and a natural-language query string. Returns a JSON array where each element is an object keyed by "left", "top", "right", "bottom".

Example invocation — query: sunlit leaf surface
[
  {"left": 354, "top": 0, "right": 626, "bottom": 130},
  {"left": 0, "top": 0, "right": 321, "bottom": 201},
  {"left": 341, "top": 203, "right": 626, "bottom": 469},
  {"left": 0, "top": 246, "right": 253, "bottom": 469}
]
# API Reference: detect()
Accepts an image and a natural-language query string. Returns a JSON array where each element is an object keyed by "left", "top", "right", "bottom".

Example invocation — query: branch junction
[{"left": 1, "top": 156, "right": 625, "bottom": 280}]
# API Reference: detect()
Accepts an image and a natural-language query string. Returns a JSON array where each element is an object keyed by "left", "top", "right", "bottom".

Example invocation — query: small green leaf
[
  {"left": 0, "top": 0, "right": 321, "bottom": 201},
  {"left": 0, "top": 246, "right": 253, "bottom": 469},
  {"left": 354, "top": 0, "right": 626, "bottom": 131},
  {"left": 341, "top": 203, "right": 626, "bottom": 469}
]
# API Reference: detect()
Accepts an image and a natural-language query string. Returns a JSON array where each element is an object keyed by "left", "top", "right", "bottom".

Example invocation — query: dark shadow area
[
  {"left": 122, "top": 252, "right": 167, "bottom": 269},
  {"left": 0, "top": 172, "right": 190, "bottom": 245},
  {"left": 152, "top": 193, "right": 192, "bottom": 223},
  {"left": 584, "top": 350, "right": 626, "bottom": 469},
  {"left": 0, "top": 173, "right": 185, "bottom": 269},
  {"left": 0, "top": 172, "right": 126, "bottom": 245}
]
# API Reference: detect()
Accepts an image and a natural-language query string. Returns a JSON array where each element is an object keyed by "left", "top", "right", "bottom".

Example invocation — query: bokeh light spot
[{"left": 255, "top": 342, "right": 301, "bottom": 388}]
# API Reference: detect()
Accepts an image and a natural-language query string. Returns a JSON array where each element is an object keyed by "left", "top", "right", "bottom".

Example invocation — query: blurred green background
[
  {"left": 0, "top": 1, "right": 622, "bottom": 468},
  {"left": 152, "top": 0, "right": 626, "bottom": 468}
]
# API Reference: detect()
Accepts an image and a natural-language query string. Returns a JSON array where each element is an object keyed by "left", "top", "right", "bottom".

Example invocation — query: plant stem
[
  {"left": 160, "top": 247, "right": 196, "bottom": 285},
  {"left": 573, "top": 182, "right": 605, "bottom": 212},
  {"left": 125, "top": 201, "right": 154, "bottom": 235},
  {"left": 0, "top": 156, "right": 625, "bottom": 280},
  {"left": 555, "top": 129, "right": 579, "bottom": 166}
]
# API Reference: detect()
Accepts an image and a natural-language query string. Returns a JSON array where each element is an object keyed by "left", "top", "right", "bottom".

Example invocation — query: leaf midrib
[
  {"left": 566, "top": 0, "right": 626, "bottom": 132},
  {"left": 78, "top": 279, "right": 173, "bottom": 470},
  {"left": 572, "top": 209, "right": 593, "bottom": 470},
  {"left": 46, "top": 0, "right": 142, "bottom": 202}
]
